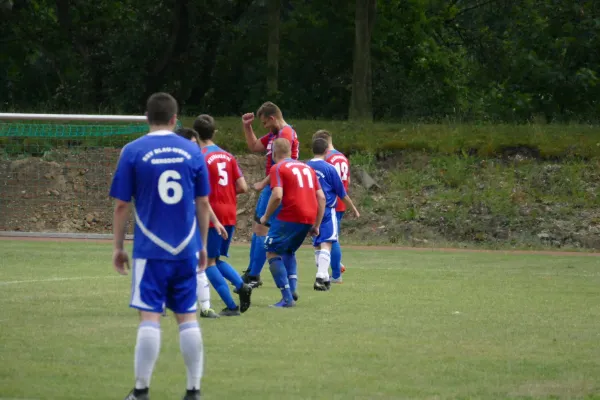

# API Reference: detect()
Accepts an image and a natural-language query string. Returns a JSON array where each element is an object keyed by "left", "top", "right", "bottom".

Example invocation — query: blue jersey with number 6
[{"left": 109, "top": 130, "right": 210, "bottom": 260}]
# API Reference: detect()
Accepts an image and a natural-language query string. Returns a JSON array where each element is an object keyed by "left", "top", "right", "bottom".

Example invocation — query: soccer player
[
  {"left": 175, "top": 125, "right": 252, "bottom": 317},
  {"left": 110, "top": 92, "right": 206, "bottom": 400},
  {"left": 313, "top": 129, "right": 351, "bottom": 280},
  {"left": 241, "top": 102, "right": 300, "bottom": 289},
  {"left": 259, "top": 138, "right": 325, "bottom": 307},
  {"left": 307, "top": 138, "right": 360, "bottom": 290},
  {"left": 192, "top": 115, "right": 254, "bottom": 316}
]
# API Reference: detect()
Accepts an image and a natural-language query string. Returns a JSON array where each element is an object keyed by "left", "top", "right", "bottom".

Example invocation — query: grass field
[{"left": 1, "top": 240, "right": 600, "bottom": 400}]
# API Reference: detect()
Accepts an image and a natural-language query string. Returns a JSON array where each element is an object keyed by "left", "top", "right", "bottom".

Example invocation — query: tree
[
  {"left": 266, "top": 0, "right": 281, "bottom": 97},
  {"left": 349, "top": 0, "right": 376, "bottom": 121}
]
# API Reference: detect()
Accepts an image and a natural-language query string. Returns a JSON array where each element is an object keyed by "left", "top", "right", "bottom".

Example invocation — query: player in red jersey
[
  {"left": 241, "top": 102, "right": 300, "bottom": 289},
  {"left": 259, "top": 138, "right": 325, "bottom": 307},
  {"left": 313, "top": 130, "right": 350, "bottom": 281}
]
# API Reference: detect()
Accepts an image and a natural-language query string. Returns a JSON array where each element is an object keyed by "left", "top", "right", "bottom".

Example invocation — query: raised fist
[{"left": 242, "top": 113, "right": 254, "bottom": 126}]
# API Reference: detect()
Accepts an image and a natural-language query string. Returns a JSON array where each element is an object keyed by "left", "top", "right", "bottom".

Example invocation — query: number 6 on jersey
[{"left": 158, "top": 170, "right": 183, "bottom": 204}]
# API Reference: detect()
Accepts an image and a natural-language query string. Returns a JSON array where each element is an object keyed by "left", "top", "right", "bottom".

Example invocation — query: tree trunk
[
  {"left": 266, "top": 0, "right": 281, "bottom": 97},
  {"left": 349, "top": 0, "right": 376, "bottom": 121}
]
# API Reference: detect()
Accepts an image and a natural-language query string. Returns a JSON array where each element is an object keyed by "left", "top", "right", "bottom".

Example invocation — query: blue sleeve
[
  {"left": 332, "top": 168, "right": 347, "bottom": 198},
  {"left": 194, "top": 152, "right": 210, "bottom": 197},
  {"left": 109, "top": 146, "right": 135, "bottom": 202}
]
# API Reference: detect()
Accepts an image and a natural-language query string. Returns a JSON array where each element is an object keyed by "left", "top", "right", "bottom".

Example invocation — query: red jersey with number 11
[
  {"left": 269, "top": 158, "right": 320, "bottom": 224},
  {"left": 202, "top": 145, "right": 243, "bottom": 226},
  {"left": 325, "top": 149, "right": 350, "bottom": 212}
]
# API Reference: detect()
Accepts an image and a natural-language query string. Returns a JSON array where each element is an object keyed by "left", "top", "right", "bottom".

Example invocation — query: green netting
[{"left": 0, "top": 120, "right": 183, "bottom": 137}]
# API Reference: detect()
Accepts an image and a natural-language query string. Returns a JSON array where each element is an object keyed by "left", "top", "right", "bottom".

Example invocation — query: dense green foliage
[{"left": 1, "top": 0, "right": 599, "bottom": 122}]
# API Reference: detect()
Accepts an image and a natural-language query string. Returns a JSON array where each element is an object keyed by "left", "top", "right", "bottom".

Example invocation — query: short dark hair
[
  {"left": 193, "top": 114, "right": 215, "bottom": 141},
  {"left": 312, "top": 129, "right": 332, "bottom": 143},
  {"left": 146, "top": 92, "right": 178, "bottom": 125},
  {"left": 257, "top": 101, "right": 282, "bottom": 119},
  {"left": 312, "top": 138, "right": 329, "bottom": 155},
  {"left": 175, "top": 127, "right": 200, "bottom": 144}
]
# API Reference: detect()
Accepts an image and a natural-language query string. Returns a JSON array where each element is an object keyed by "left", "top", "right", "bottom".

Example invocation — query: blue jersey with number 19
[{"left": 109, "top": 130, "right": 210, "bottom": 260}]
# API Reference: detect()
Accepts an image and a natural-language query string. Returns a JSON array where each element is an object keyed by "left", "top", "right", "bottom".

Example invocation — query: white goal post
[{"left": 0, "top": 112, "right": 155, "bottom": 240}]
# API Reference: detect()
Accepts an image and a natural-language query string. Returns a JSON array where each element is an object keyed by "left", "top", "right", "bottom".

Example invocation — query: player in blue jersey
[
  {"left": 110, "top": 93, "right": 207, "bottom": 400},
  {"left": 306, "top": 138, "right": 360, "bottom": 291}
]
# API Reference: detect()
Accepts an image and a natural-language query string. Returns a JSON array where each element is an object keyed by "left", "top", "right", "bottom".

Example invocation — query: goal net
[{"left": 0, "top": 113, "right": 182, "bottom": 239}]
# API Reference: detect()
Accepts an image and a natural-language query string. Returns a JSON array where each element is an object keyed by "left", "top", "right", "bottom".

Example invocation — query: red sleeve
[
  {"left": 231, "top": 156, "right": 243, "bottom": 181},
  {"left": 279, "top": 126, "right": 295, "bottom": 143},
  {"left": 269, "top": 164, "right": 282, "bottom": 188},
  {"left": 259, "top": 134, "right": 270, "bottom": 147}
]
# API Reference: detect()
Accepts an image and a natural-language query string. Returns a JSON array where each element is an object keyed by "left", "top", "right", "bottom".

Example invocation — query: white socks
[
  {"left": 315, "top": 249, "right": 331, "bottom": 281},
  {"left": 179, "top": 321, "right": 204, "bottom": 391},
  {"left": 197, "top": 271, "right": 211, "bottom": 311},
  {"left": 134, "top": 321, "right": 161, "bottom": 389}
]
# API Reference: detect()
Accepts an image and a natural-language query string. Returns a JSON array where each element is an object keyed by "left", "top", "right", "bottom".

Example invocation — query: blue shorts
[
  {"left": 264, "top": 219, "right": 312, "bottom": 255},
  {"left": 207, "top": 225, "right": 235, "bottom": 259},
  {"left": 313, "top": 209, "right": 339, "bottom": 247},
  {"left": 130, "top": 256, "right": 198, "bottom": 314},
  {"left": 254, "top": 185, "right": 281, "bottom": 226},
  {"left": 336, "top": 211, "right": 345, "bottom": 235}
]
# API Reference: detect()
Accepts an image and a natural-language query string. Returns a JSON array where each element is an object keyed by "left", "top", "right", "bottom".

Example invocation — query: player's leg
[
  {"left": 264, "top": 220, "right": 296, "bottom": 307},
  {"left": 313, "top": 211, "right": 336, "bottom": 291},
  {"left": 243, "top": 186, "right": 271, "bottom": 287},
  {"left": 216, "top": 225, "right": 253, "bottom": 313},
  {"left": 204, "top": 227, "right": 241, "bottom": 316},
  {"left": 124, "top": 259, "right": 167, "bottom": 400},
  {"left": 281, "top": 252, "right": 298, "bottom": 301},
  {"left": 169, "top": 257, "right": 205, "bottom": 400},
  {"left": 330, "top": 210, "right": 345, "bottom": 278},
  {"left": 196, "top": 269, "right": 218, "bottom": 319}
]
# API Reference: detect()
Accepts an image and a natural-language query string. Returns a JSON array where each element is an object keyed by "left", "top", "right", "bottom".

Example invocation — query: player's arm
[
  {"left": 208, "top": 203, "right": 228, "bottom": 239},
  {"left": 341, "top": 195, "right": 360, "bottom": 218},
  {"left": 235, "top": 177, "right": 248, "bottom": 194},
  {"left": 312, "top": 188, "right": 326, "bottom": 236},
  {"left": 253, "top": 175, "right": 270, "bottom": 191},
  {"left": 195, "top": 196, "right": 211, "bottom": 269},
  {"left": 109, "top": 146, "right": 134, "bottom": 275},
  {"left": 242, "top": 113, "right": 266, "bottom": 152}
]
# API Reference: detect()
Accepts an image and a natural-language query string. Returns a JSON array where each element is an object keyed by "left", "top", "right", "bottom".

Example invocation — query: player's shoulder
[{"left": 279, "top": 125, "right": 296, "bottom": 137}]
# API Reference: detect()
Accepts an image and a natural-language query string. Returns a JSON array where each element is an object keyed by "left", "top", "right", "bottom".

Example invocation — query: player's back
[
  {"left": 307, "top": 158, "right": 345, "bottom": 210},
  {"left": 110, "top": 131, "right": 208, "bottom": 260},
  {"left": 325, "top": 149, "right": 350, "bottom": 212},
  {"left": 201, "top": 144, "right": 242, "bottom": 226},
  {"left": 271, "top": 158, "right": 318, "bottom": 225}
]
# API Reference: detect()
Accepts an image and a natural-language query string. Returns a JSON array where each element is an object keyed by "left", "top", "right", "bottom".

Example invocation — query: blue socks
[
  {"left": 205, "top": 266, "right": 237, "bottom": 310},
  {"left": 216, "top": 259, "right": 244, "bottom": 291},
  {"left": 282, "top": 253, "right": 298, "bottom": 294},
  {"left": 330, "top": 241, "right": 342, "bottom": 279},
  {"left": 249, "top": 234, "right": 267, "bottom": 276},
  {"left": 268, "top": 257, "right": 293, "bottom": 304}
]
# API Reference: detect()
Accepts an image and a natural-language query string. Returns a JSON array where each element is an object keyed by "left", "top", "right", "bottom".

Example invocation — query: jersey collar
[{"left": 147, "top": 130, "right": 175, "bottom": 136}]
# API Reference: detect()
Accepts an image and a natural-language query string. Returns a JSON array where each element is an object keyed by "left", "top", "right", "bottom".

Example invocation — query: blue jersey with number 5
[{"left": 109, "top": 130, "right": 210, "bottom": 260}]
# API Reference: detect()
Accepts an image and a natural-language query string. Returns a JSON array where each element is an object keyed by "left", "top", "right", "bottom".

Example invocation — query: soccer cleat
[
  {"left": 124, "top": 389, "right": 149, "bottom": 400},
  {"left": 219, "top": 306, "right": 241, "bottom": 316},
  {"left": 313, "top": 278, "right": 329, "bottom": 291},
  {"left": 242, "top": 270, "right": 263, "bottom": 288},
  {"left": 200, "top": 309, "right": 220, "bottom": 319},
  {"left": 238, "top": 283, "right": 253, "bottom": 313},
  {"left": 341, "top": 263, "right": 346, "bottom": 273},
  {"left": 182, "top": 389, "right": 201, "bottom": 400},
  {"left": 292, "top": 291, "right": 299, "bottom": 301},
  {"left": 270, "top": 299, "right": 296, "bottom": 308},
  {"left": 331, "top": 277, "right": 343, "bottom": 284}
]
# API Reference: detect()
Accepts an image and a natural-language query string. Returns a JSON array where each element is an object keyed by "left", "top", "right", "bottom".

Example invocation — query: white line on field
[{"left": 0, "top": 276, "right": 119, "bottom": 286}]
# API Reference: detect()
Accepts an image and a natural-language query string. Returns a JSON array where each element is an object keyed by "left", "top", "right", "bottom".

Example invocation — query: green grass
[
  {"left": 3, "top": 118, "right": 600, "bottom": 160},
  {"left": 1, "top": 241, "right": 600, "bottom": 399}
]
